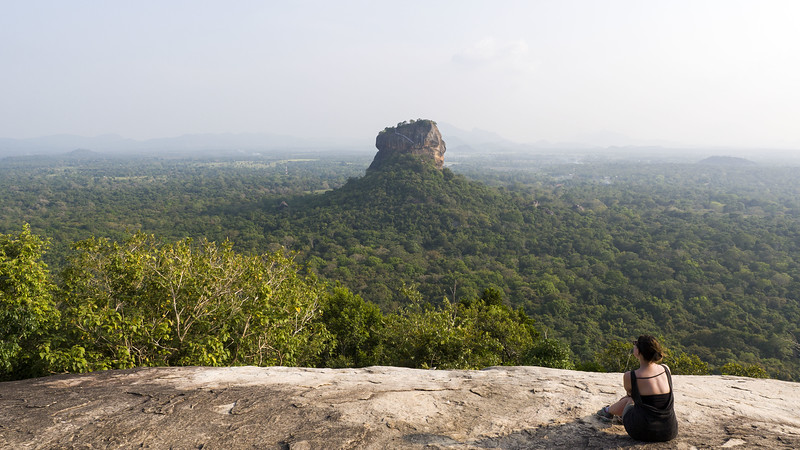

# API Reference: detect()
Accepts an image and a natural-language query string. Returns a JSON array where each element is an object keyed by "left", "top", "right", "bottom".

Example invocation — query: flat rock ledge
[{"left": 1, "top": 366, "right": 798, "bottom": 449}]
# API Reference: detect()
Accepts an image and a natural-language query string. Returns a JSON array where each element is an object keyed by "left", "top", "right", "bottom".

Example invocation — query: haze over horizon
[{"left": 3, "top": 1, "right": 800, "bottom": 151}]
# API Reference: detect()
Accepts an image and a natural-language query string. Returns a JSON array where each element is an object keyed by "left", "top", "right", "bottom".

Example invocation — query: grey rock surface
[
  {"left": 370, "top": 120, "right": 446, "bottom": 171},
  {"left": 1, "top": 365, "right": 798, "bottom": 449}
]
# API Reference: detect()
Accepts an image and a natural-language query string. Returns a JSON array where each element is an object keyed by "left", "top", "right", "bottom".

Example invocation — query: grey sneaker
[{"left": 596, "top": 406, "right": 614, "bottom": 422}]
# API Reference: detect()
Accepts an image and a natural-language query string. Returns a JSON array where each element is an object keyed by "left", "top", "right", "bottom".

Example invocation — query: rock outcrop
[
  {"left": 368, "top": 119, "right": 446, "bottom": 171},
  {"left": 2, "top": 365, "right": 798, "bottom": 449}
]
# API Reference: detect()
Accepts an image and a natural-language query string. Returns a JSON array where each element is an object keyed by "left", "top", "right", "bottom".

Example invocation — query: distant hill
[
  {"left": 698, "top": 155, "right": 756, "bottom": 165},
  {"left": 255, "top": 122, "right": 800, "bottom": 379},
  {"left": 4, "top": 120, "right": 799, "bottom": 380},
  {"left": 274, "top": 120, "right": 525, "bottom": 307},
  {"left": 0, "top": 133, "right": 365, "bottom": 157},
  {"left": 278, "top": 158, "right": 518, "bottom": 308},
  {"left": 437, "top": 122, "right": 518, "bottom": 153}
]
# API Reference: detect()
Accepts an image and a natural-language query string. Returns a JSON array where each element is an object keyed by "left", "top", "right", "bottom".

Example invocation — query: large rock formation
[
  {"left": 368, "top": 119, "right": 446, "bottom": 171},
  {"left": 1, "top": 365, "right": 798, "bottom": 448}
]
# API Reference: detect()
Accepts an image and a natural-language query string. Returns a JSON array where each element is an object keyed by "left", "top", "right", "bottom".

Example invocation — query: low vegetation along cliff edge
[{"left": 1, "top": 365, "right": 798, "bottom": 448}]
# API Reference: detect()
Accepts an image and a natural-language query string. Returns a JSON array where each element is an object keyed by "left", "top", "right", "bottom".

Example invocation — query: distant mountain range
[
  {"left": 698, "top": 155, "right": 756, "bottom": 166},
  {"left": 0, "top": 125, "right": 531, "bottom": 158},
  {"left": 0, "top": 123, "right": 660, "bottom": 158},
  {"left": 0, "top": 133, "right": 368, "bottom": 157},
  {"left": 2, "top": 126, "right": 796, "bottom": 163}
]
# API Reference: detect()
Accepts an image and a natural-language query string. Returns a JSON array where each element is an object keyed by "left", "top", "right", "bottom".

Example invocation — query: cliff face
[
  {"left": 368, "top": 119, "right": 446, "bottom": 171},
  {"left": 2, "top": 366, "right": 798, "bottom": 449}
]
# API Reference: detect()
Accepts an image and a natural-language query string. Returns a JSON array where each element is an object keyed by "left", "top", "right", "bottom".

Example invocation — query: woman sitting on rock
[{"left": 597, "top": 335, "right": 678, "bottom": 442}]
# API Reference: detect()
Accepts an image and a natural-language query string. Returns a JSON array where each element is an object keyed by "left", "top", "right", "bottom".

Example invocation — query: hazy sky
[{"left": 3, "top": 1, "right": 800, "bottom": 149}]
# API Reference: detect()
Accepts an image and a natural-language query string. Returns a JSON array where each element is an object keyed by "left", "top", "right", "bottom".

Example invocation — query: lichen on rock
[{"left": 369, "top": 119, "right": 446, "bottom": 171}]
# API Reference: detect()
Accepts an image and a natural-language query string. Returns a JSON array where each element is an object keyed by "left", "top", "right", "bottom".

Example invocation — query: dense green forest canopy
[
  {"left": 2, "top": 150, "right": 799, "bottom": 380},
  {"left": 1, "top": 225, "right": 571, "bottom": 380}
]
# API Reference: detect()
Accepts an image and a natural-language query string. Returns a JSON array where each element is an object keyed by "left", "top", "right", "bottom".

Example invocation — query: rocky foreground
[{"left": 1, "top": 366, "right": 798, "bottom": 449}]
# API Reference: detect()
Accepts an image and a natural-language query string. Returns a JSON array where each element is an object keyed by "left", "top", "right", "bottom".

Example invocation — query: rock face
[
  {"left": 369, "top": 119, "right": 446, "bottom": 171},
  {"left": 2, "top": 365, "right": 798, "bottom": 449}
]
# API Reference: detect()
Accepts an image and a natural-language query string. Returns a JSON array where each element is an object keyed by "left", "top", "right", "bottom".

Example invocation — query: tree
[
  {"left": 665, "top": 351, "right": 710, "bottom": 375},
  {"left": 596, "top": 340, "right": 637, "bottom": 373},
  {"left": 382, "top": 286, "right": 555, "bottom": 370},
  {"left": 382, "top": 298, "right": 476, "bottom": 369},
  {"left": 524, "top": 338, "right": 574, "bottom": 370},
  {"left": 58, "top": 233, "right": 331, "bottom": 370},
  {"left": 460, "top": 289, "right": 543, "bottom": 365},
  {"left": 719, "top": 362, "right": 768, "bottom": 378},
  {"left": 0, "top": 224, "right": 59, "bottom": 380},
  {"left": 320, "top": 287, "right": 385, "bottom": 368}
]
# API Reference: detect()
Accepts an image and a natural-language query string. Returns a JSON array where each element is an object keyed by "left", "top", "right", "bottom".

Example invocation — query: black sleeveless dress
[{"left": 622, "top": 364, "right": 679, "bottom": 442}]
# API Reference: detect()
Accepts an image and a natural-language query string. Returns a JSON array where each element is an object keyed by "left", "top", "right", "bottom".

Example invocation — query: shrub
[{"left": 0, "top": 224, "right": 59, "bottom": 380}]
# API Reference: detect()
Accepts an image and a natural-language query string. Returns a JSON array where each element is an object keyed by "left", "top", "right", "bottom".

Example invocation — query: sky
[{"left": 2, "top": 0, "right": 800, "bottom": 149}]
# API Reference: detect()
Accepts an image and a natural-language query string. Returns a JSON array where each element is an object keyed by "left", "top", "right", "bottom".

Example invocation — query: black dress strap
[
  {"left": 629, "top": 369, "right": 641, "bottom": 403},
  {"left": 662, "top": 364, "right": 673, "bottom": 392},
  {"left": 637, "top": 370, "right": 665, "bottom": 379}
]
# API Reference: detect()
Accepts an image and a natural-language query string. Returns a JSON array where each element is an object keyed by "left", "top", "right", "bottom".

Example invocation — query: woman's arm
[{"left": 623, "top": 370, "right": 632, "bottom": 397}]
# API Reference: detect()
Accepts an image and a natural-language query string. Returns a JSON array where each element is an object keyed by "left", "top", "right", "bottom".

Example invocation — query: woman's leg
[{"left": 608, "top": 395, "right": 633, "bottom": 416}]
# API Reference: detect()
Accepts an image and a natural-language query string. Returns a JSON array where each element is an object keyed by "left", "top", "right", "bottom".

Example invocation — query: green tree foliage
[
  {"left": 0, "top": 225, "right": 59, "bottom": 380},
  {"left": 524, "top": 338, "right": 575, "bottom": 370},
  {"left": 58, "top": 233, "right": 331, "bottom": 370},
  {"left": 320, "top": 287, "right": 385, "bottom": 368},
  {"left": 4, "top": 154, "right": 800, "bottom": 380},
  {"left": 462, "top": 288, "right": 545, "bottom": 365},
  {"left": 665, "top": 351, "right": 710, "bottom": 375},
  {"left": 382, "top": 298, "right": 476, "bottom": 369},
  {"left": 1, "top": 228, "right": 568, "bottom": 378},
  {"left": 595, "top": 340, "right": 637, "bottom": 373},
  {"left": 381, "top": 287, "right": 568, "bottom": 370},
  {"left": 719, "top": 362, "right": 768, "bottom": 378}
]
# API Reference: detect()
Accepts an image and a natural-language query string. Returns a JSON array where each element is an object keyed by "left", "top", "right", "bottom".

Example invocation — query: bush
[
  {"left": 0, "top": 224, "right": 59, "bottom": 380},
  {"left": 666, "top": 351, "right": 710, "bottom": 375},
  {"left": 320, "top": 287, "right": 385, "bottom": 368},
  {"left": 523, "top": 338, "right": 574, "bottom": 370},
  {"left": 58, "top": 233, "right": 332, "bottom": 370},
  {"left": 720, "top": 362, "right": 768, "bottom": 378},
  {"left": 596, "top": 340, "right": 637, "bottom": 372}
]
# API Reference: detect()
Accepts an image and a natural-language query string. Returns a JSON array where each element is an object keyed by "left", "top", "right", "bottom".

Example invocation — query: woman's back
[
  {"left": 633, "top": 365, "right": 671, "bottom": 396},
  {"left": 623, "top": 364, "right": 678, "bottom": 442}
]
